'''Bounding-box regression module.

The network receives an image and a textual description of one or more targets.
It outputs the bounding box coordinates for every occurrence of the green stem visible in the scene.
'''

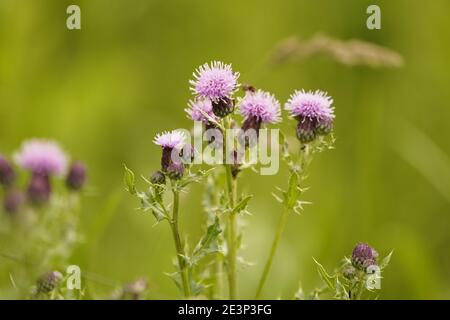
[255,206,290,299]
[170,188,190,298]
[225,164,238,299]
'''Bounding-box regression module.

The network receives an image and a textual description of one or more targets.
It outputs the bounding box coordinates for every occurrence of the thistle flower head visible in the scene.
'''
[0,155,15,186]
[36,271,63,294]
[285,90,334,122]
[239,89,281,124]
[153,131,186,150]
[351,242,379,271]
[14,139,68,176]
[185,99,217,124]
[190,61,239,101]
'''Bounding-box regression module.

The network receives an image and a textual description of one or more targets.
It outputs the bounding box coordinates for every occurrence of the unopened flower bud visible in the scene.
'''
[150,170,166,185]
[66,162,87,191]
[3,190,24,214]
[0,156,15,186]
[342,265,356,280]
[212,97,234,118]
[27,174,51,204]
[37,271,63,293]
[167,162,185,180]
[316,118,333,136]
[351,243,379,271]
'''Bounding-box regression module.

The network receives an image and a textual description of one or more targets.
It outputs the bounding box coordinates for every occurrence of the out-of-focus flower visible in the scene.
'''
[0,155,15,186]
[36,271,63,294]
[14,139,68,176]
[3,190,24,214]
[66,162,87,191]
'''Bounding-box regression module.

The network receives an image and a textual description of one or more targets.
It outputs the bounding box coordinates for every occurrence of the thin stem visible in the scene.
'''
[225,164,238,299]
[170,188,190,298]
[255,206,290,299]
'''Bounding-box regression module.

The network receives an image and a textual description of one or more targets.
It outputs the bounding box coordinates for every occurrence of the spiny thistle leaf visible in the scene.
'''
[379,250,394,270]
[192,217,222,264]
[123,164,136,195]
[313,258,336,291]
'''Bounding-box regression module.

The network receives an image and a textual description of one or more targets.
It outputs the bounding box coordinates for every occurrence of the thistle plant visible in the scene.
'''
[302,243,393,300]
[124,60,390,300]
[0,139,87,299]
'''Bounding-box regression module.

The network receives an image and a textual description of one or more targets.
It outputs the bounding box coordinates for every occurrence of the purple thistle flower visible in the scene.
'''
[14,139,68,176]
[285,90,335,143]
[185,99,218,124]
[351,243,379,271]
[153,131,186,171]
[66,162,87,191]
[239,89,281,124]
[285,90,334,121]
[0,155,15,186]
[190,61,239,102]
[153,131,186,150]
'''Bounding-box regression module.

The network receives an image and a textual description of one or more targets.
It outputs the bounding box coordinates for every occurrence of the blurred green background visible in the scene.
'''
[1,0,450,299]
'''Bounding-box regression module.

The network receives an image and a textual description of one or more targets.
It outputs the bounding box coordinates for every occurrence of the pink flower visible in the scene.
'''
[190,61,239,101]
[239,89,281,124]
[14,139,68,176]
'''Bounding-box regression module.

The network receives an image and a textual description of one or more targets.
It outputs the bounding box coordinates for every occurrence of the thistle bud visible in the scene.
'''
[150,170,166,185]
[0,156,15,186]
[316,118,333,136]
[212,97,234,118]
[36,271,63,293]
[351,243,378,271]
[27,174,51,204]
[3,190,24,214]
[66,162,87,191]
[342,265,356,280]
[167,162,185,180]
